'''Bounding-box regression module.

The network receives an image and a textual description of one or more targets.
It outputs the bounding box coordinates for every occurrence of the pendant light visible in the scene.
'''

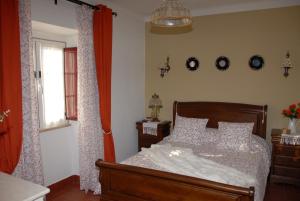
[151,0,192,27]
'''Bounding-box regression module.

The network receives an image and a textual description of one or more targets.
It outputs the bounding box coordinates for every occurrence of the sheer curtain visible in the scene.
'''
[34,40,66,129]
[77,5,103,194]
[41,44,65,128]
[13,0,44,185]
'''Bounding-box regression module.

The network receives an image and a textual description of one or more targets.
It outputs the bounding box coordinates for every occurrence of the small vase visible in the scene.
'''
[288,118,297,134]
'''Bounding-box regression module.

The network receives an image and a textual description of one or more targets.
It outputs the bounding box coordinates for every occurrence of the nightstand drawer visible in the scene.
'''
[274,145,300,157]
[274,155,300,168]
[273,165,300,179]
[140,134,161,148]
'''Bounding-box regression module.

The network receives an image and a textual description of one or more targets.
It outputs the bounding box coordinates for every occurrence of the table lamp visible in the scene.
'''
[148,93,162,121]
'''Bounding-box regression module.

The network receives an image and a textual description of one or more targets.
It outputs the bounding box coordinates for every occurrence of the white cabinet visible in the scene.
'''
[0,172,50,201]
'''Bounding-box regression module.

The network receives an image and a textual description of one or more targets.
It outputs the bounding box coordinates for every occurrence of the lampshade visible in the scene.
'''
[148,93,162,108]
[151,0,192,27]
[148,94,162,121]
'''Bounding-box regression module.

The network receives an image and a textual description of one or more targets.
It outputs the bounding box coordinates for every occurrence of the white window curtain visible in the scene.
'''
[41,43,65,128]
[77,5,103,194]
[33,40,66,129]
[13,0,44,185]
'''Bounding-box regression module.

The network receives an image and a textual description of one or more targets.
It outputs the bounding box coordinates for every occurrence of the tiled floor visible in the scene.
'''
[47,182,99,201]
[47,182,300,201]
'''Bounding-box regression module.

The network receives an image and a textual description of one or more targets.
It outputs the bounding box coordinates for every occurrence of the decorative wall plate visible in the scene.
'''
[186,57,199,71]
[215,56,230,71]
[249,55,264,70]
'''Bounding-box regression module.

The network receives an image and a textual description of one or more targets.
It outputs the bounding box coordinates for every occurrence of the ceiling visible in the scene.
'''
[34,0,299,33]
[98,0,300,17]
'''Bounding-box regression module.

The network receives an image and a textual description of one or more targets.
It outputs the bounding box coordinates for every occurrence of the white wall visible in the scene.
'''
[31,0,145,185]
[39,122,79,186]
[108,3,146,161]
[32,30,77,47]
[31,0,77,29]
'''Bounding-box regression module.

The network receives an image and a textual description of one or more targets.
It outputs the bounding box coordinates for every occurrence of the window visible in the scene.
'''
[33,39,67,130]
[64,48,78,120]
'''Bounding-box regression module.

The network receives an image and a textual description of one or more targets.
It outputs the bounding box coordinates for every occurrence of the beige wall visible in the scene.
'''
[145,6,300,141]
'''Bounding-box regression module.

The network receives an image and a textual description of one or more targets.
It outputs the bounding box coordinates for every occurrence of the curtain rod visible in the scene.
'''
[54,0,118,16]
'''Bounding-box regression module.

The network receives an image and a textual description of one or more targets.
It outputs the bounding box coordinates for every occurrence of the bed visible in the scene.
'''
[96,101,270,201]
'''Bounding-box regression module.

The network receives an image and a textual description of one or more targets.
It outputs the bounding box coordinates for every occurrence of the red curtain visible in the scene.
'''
[64,47,78,120]
[93,5,116,162]
[0,0,23,173]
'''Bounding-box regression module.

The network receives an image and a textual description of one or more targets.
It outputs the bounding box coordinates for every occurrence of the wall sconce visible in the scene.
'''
[159,57,171,78]
[148,93,162,121]
[281,51,293,78]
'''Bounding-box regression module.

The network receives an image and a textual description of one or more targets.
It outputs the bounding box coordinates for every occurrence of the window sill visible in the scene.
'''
[39,122,71,133]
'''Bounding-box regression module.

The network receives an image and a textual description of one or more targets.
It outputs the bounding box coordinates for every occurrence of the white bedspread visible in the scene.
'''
[123,133,271,201]
[140,143,256,187]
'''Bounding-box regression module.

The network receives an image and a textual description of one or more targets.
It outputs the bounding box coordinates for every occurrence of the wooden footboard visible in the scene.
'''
[96,160,254,201]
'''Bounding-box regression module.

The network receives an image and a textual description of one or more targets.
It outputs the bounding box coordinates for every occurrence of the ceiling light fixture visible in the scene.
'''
[151,0,192,27]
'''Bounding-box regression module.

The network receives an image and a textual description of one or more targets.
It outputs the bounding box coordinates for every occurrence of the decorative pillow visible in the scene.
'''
[169,114,208,144]
[217,122,254,152]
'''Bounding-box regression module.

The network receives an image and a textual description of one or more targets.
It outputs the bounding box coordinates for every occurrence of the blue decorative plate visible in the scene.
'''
[249,55,264,70]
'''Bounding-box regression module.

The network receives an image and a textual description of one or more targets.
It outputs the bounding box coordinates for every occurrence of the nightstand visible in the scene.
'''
[136,121,171,151]
[271,128,300,185]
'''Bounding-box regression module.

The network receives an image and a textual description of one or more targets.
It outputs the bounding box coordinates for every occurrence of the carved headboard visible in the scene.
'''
[173,101,268,139]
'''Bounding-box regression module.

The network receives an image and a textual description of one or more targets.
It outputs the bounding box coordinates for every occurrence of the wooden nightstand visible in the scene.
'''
[271,128,300,185]
[136,121,171,151]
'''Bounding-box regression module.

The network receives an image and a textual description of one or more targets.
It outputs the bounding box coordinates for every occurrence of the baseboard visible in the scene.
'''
[47,175,80,198]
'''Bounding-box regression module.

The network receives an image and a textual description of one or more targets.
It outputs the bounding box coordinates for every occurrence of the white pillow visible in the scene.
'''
[169,114,208,144]
[217,122,254,152]
[200,128,219,144]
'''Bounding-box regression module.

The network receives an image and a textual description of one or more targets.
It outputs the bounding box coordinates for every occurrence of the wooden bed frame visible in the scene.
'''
[96,101,268,201]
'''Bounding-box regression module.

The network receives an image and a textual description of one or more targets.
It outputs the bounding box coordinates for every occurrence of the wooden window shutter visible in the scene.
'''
[64,47,78,120]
